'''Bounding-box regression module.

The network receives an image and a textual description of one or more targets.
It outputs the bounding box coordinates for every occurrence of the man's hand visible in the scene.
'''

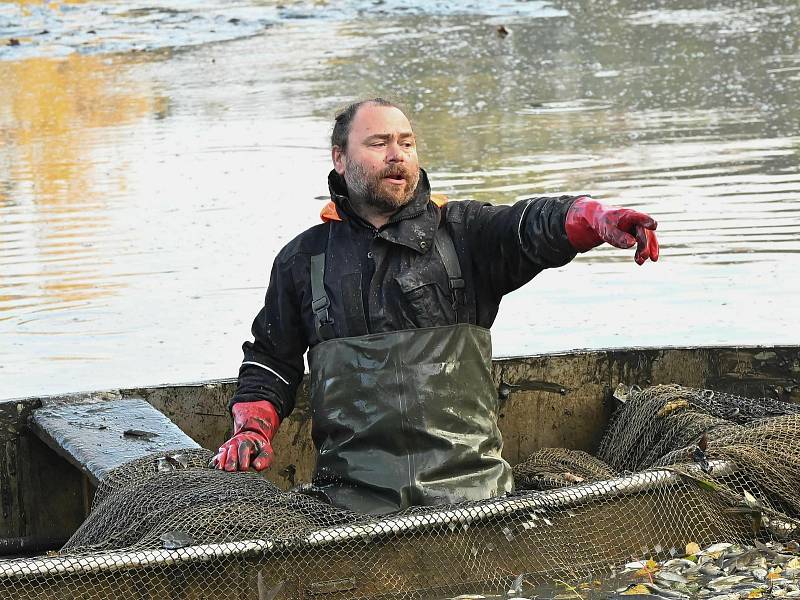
[212,400,280,472]
[566,197,659,265]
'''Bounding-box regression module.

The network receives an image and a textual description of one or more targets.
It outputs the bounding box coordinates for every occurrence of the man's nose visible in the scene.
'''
[386,141,405,163]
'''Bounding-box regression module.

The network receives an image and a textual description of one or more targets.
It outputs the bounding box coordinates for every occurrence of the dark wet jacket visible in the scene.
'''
[231,169,580,418]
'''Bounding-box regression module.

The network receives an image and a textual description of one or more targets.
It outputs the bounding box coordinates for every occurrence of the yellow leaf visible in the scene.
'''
[767,572,781,581]
[685,542,700,555]
[748,590,763,598]
[646,559,658,571]
[658,399,689,417]
[787,558,800,569]
[623,585,652,595]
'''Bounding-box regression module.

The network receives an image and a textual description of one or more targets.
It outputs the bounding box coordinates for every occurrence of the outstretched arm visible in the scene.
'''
[456,194,659,307]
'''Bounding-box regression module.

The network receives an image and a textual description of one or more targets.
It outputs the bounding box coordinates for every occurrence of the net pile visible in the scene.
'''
[2,384,799,599]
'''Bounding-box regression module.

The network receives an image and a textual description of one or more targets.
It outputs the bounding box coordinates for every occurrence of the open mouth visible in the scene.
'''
[383,172,407,185]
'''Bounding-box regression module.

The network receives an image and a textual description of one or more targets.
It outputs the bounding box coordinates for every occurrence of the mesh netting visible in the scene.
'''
[2,384,799,599]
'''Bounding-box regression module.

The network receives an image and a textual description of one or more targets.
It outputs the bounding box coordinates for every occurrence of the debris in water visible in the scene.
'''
[123,429,157,440]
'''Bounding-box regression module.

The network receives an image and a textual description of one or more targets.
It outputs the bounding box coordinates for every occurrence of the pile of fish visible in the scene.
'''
[444,540,800,600]
[610,540,800,600]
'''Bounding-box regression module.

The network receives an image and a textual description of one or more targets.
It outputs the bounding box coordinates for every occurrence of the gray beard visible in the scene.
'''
[344,159,419,214]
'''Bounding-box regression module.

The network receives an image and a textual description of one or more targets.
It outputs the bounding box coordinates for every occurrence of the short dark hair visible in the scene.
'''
[331,98,401,151]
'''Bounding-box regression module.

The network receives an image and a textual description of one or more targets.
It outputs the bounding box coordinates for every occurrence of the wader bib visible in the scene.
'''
[307,226,513,515]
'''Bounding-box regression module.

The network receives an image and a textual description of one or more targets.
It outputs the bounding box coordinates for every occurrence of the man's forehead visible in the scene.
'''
[350,104,414,138]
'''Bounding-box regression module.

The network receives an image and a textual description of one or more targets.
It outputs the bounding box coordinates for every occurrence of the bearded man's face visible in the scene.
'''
[333,103,421,213]
[343,151,420,212]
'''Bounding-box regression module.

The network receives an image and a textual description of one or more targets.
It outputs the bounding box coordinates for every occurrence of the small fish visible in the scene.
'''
[123,429,157,440]
[703,543,733,555]
[256,574,284,600]
[663,558,696,571]
[165,453,189,469]
[655,571,689,584]
[641,583,689,599]
[160,530,193,550]
[507,573,524,595]
[708,575,748,590]
[699,563,723,577]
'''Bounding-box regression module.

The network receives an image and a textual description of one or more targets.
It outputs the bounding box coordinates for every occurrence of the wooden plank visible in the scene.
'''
[29,398,201,485]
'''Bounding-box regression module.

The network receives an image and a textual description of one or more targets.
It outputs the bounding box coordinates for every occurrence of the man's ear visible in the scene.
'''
[332,146,345,175]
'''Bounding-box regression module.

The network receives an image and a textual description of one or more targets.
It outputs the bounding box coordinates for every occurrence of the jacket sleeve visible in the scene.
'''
[229,250,307,419]
[457,195,581,299]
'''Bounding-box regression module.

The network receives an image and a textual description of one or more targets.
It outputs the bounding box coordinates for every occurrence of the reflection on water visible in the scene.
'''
[0,0,798,398]
[1,52,158,321]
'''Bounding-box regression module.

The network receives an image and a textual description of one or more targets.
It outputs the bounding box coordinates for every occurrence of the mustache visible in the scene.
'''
[380,166,410,179]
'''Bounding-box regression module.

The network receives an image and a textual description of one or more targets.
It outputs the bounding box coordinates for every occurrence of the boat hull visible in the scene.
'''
[1,345,798,554]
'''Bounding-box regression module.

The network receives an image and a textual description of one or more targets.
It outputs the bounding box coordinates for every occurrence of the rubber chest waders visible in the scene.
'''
[307,226,513,514]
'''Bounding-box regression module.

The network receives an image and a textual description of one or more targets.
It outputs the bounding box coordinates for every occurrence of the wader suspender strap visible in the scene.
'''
[434,227,468,323]
[310,253,336,341]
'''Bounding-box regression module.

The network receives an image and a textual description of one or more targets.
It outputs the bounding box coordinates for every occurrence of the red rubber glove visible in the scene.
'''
[212,400,280,472]
[566,197,659,265]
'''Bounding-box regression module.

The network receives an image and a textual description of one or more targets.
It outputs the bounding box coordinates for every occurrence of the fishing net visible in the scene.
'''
[2,384,799,599]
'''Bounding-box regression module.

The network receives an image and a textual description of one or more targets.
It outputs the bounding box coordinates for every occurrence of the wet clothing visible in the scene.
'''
[232,169,580,418]
[308,323,513,514]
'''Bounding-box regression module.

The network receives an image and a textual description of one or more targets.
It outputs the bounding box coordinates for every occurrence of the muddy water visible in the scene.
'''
[1,0,798,399]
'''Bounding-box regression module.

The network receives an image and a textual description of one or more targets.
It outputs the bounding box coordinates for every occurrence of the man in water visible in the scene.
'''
[212,98,658,514]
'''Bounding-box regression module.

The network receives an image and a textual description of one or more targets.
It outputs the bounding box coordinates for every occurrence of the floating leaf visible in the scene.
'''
[622,584,651,595]
[685,542,701,556]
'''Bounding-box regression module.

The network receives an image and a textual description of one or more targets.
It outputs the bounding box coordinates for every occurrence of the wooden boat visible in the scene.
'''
[1,344,798,557]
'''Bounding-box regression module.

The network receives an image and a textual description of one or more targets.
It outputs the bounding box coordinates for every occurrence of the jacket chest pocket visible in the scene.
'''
[394,266,455,328]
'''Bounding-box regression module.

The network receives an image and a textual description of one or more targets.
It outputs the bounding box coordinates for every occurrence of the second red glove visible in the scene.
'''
[212,400,280,472]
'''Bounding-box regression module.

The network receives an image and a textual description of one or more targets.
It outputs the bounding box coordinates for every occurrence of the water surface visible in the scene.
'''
[1,0,798,399]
